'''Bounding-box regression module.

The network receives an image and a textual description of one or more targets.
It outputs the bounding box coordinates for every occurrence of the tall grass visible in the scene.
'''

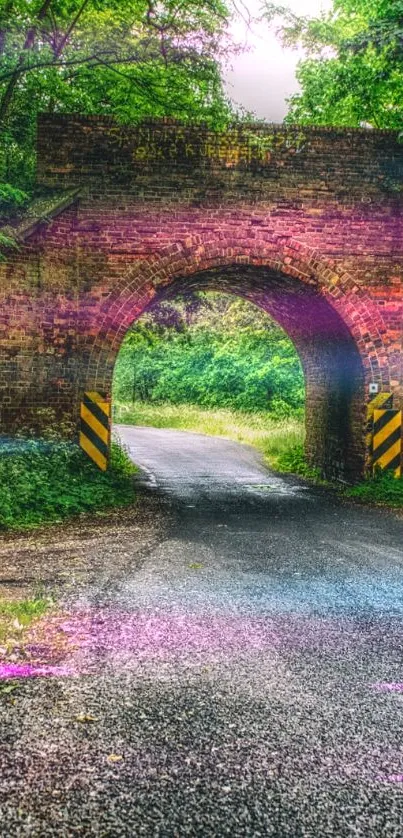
[114,401,305,468]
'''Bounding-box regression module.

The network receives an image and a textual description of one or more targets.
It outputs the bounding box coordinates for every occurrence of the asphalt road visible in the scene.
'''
[1,425,403,837]
[116,424,309,498]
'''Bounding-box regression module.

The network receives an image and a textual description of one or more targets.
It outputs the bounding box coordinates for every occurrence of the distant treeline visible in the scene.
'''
[113,293,305,418]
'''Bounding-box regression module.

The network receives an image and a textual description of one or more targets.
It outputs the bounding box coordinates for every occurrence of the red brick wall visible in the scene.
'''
[1,114,403,481]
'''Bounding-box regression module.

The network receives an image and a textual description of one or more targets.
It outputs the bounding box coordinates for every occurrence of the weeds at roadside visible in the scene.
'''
[0,437,138,530]
[275,442,322,480]
[115,401,305,469]
[345,469,403,508]
[0,594,53,668]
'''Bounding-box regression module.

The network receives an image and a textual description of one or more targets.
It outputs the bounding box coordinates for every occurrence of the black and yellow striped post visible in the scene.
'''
[79,391,111,471]
[373,409,402,478]
[365,392,393,469]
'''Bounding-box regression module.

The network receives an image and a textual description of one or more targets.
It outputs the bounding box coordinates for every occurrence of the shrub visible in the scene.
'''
[0,438,137,529]
[276,443,321,479]
[113,294,305,418]
[0,183,28,217]
[346,469,403,507]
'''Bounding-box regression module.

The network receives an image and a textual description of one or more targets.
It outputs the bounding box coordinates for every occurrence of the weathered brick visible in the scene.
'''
[1,115,403,480]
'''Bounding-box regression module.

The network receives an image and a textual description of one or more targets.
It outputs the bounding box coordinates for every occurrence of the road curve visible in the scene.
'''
[114,423,308,499]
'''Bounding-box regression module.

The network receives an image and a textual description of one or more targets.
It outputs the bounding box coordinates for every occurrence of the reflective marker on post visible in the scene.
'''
[79,391,111,471]
[373,409,402,478]
[366,392,393,463]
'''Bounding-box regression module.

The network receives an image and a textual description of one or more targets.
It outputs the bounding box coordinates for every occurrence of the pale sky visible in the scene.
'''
[224,0,332,122]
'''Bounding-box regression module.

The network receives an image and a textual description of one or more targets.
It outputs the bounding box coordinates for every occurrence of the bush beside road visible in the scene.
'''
[0,438,138,530]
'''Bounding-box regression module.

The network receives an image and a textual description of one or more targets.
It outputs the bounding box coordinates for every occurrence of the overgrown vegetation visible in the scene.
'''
[275,442,321,480]
[345,469,403,507]
[114,293,305,419]
[0,437,138,529]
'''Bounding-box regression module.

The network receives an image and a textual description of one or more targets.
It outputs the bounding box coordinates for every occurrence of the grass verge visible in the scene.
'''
[115,402,403,506]
[115,401,305,471]
[0,437,138,530]
[344,470,403,508]
[0,596,51,642]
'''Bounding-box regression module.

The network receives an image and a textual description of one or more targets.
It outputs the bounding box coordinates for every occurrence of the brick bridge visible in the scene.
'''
[1,114,403,481]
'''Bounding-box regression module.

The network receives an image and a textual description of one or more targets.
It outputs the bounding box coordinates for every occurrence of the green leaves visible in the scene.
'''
[276,442,321,479]
[264,0,403,130]
[0,181,27,210]
[114,293,305,417]
[0,439,137,529]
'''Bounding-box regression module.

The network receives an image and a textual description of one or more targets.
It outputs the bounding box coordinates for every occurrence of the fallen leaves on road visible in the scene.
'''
[75,713,98,723]
[0,681,17,695]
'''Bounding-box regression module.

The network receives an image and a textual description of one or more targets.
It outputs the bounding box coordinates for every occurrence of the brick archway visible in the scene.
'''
[85,239,390,481]
[1,115,402,482]
[90,238,389,378]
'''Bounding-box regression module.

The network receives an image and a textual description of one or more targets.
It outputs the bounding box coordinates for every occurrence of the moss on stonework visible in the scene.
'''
[0,188,80,255]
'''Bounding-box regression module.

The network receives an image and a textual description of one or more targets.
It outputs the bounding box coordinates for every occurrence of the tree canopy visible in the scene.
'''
[114,293,305,416]
[264,0,403,131]
[0,0,245,192]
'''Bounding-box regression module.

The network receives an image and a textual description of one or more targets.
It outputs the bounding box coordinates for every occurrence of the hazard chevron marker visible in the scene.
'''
[366,392,393,462]
[79,391,111,471]
[373,409,402,478]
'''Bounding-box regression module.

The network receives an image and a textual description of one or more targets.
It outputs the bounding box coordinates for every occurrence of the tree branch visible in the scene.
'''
[0,0,53,124]
[53,0,91,59]
[0,50,167,83]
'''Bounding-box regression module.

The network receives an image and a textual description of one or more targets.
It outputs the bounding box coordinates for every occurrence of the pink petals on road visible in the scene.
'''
[371,682,403,692]
[0,663,76,679]
[0,610,281,679]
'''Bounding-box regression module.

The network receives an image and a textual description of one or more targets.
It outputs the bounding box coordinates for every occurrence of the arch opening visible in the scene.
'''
[106,264,366,483]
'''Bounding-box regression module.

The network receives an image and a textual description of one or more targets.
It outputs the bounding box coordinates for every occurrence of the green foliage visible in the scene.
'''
[0,0,241,191]
[0,229,19,259]
[264,0,403,131]
[0,594,52,650]
[113,293,305,419]
[0,437,138,529]
[0,181,28,258]
[276,442,321,479]
[0,596,51,626]
[0,181,28,216]
[346,468,403,506]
